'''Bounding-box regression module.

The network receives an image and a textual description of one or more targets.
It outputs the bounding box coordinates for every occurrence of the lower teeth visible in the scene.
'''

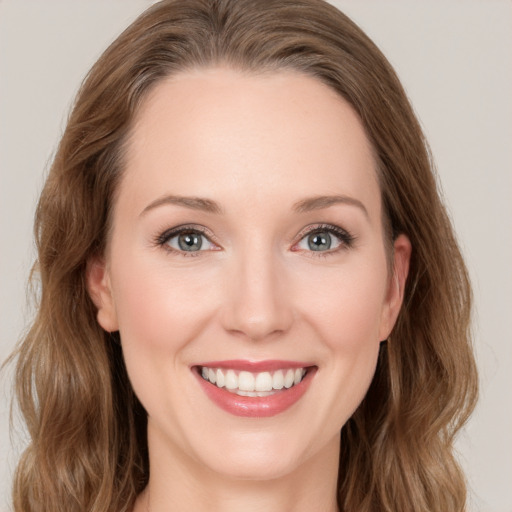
[227,389,279,397]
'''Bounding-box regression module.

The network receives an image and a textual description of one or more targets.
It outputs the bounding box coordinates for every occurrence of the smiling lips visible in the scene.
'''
[194,360,316,417]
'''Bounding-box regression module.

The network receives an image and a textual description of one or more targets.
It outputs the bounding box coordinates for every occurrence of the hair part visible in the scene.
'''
[10,1,477,511]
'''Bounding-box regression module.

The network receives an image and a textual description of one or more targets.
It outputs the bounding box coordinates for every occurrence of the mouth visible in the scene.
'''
[198,366,308,397]
[192,361,317,417]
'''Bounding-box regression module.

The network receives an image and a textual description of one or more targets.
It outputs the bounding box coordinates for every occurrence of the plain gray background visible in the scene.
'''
[1,1,511,511]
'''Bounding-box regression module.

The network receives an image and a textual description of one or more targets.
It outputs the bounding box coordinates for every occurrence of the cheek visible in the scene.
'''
[283,257,388,436]
[109,252,222,366]
[108,252,226,433]
[296,258,389,348]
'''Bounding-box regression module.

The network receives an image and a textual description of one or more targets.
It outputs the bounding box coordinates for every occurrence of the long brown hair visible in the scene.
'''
[10,1,478,510]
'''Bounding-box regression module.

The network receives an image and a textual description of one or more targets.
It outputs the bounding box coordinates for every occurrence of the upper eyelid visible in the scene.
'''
[295,223,352,239]
[157,224,217,243]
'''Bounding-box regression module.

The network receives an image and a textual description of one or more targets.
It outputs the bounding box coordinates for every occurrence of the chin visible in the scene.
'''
[187,427,315,482]
[203,452,302,482]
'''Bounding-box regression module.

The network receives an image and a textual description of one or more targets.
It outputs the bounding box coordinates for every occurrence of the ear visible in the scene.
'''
[86,256,119,332]
[379,234,411,340]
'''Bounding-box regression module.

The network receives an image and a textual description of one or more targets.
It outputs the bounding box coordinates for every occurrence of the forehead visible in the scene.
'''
[120,67,380,217]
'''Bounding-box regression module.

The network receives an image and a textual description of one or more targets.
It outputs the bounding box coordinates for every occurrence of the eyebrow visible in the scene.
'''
[140,195,223,216]
[140,193,368,218]
[292,194,369,218]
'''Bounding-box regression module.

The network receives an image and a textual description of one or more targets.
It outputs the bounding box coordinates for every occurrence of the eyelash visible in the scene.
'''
[154,224,217,257]
[293,224,356,255]
[154,223,356,257]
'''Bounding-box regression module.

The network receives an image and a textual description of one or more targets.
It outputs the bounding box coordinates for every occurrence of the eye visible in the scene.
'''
[156,226,217,254]
[297,231,341,252]
[294,225,354,253]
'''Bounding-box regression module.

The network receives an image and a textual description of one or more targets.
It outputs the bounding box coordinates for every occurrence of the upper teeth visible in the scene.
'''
[200,367,307,396]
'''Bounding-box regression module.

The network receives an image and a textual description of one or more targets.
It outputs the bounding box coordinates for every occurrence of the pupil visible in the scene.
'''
[178,233,202,251]
[308,232,331,251]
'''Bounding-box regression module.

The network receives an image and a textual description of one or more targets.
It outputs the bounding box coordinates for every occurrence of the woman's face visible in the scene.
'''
[89,68,409,480]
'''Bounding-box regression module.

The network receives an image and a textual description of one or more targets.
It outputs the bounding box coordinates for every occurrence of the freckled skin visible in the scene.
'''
[89,67,410,512]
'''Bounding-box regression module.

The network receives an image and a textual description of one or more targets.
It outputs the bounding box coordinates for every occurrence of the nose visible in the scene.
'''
[220,246,294,342]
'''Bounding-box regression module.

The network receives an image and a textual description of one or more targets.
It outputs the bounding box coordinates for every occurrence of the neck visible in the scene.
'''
[134,427,340,512]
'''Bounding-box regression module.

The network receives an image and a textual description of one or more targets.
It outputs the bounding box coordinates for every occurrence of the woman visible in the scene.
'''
[9,0,478,511]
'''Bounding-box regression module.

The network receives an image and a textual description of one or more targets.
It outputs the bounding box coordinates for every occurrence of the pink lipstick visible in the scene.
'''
[192,360,316,417]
